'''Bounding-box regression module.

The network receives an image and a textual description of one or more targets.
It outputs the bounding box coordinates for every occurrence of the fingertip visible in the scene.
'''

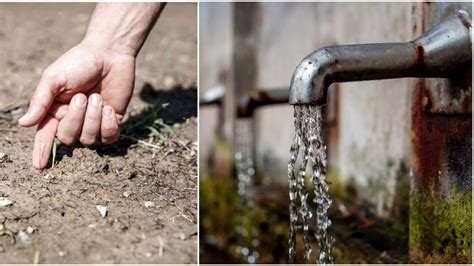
[18,112,30,126]
[89,93,102,107]
[32,155,43,170]
[101,106,119,144]
[73,93,87,108]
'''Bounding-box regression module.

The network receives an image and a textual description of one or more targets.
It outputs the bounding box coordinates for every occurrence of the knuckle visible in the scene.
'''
[42,68,65,88]
[80,136,96,146]
[57,134,75,145]
[103,124,118,134]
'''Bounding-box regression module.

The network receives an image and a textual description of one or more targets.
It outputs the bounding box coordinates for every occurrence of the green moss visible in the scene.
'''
[199,177,240,248]
[200,177,290,263]
[409,189,472,263]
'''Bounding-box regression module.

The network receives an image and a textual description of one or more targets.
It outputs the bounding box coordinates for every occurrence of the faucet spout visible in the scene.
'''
[289,10,472,105]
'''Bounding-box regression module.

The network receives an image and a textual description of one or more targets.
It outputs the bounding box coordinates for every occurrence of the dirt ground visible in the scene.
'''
[0,3,197,263]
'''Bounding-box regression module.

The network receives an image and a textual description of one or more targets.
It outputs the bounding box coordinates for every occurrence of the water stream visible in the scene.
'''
[288,105,334,264]
[234,118,260,264]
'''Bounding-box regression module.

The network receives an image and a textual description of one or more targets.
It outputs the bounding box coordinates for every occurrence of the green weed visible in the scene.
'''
[121,102,174,145]
[0,224,15,243]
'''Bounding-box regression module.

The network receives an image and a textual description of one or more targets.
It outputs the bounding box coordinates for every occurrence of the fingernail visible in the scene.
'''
[74,95,87,107]
[90,94,101,107]
[18,112,29,124]
[103,107,113,117]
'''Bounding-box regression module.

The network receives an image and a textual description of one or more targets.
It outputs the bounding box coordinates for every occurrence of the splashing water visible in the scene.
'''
[234,118,260,264]
[288,105,334,264]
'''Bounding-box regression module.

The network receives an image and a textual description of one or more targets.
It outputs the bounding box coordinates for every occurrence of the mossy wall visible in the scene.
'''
[410,77,472,263]
[409,189,472,263]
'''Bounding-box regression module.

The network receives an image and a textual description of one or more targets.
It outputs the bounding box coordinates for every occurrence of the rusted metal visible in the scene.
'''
[289,10,472,109]
[236,86,339,130]
[421,3,472,115]
[411,78,472,193]
[237,87,289,117]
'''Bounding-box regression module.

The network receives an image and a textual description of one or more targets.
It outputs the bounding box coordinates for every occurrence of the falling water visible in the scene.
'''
[288,105,334,264]
[234,118,260,264]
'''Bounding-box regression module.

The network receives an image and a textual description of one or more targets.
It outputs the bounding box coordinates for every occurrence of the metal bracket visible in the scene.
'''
[421,3,472,115]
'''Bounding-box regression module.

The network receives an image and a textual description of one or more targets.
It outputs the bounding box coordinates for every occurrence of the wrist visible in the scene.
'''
[82,3,164,57]
[82,33,139,57]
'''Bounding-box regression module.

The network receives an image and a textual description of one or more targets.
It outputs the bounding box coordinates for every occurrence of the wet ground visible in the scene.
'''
[0,3,197,263]
[200,180,408,264]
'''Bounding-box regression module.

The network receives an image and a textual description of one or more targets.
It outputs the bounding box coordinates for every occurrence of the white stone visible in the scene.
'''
[26,226,35,234]
[96,205,107,218]
[143,201,155,208]
[0,197,13,207]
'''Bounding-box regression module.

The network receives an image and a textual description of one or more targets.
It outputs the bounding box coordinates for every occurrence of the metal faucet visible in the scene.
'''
[289,10,472,105]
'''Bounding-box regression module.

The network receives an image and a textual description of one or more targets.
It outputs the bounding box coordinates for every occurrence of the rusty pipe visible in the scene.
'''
[199,85,290,116]
[289,10,472,105]
[237,87,289,117]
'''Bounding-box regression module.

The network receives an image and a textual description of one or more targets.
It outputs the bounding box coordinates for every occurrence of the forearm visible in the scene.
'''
[83,2,165,56]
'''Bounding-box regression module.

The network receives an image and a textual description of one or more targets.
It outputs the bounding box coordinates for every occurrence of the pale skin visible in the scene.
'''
[18,3,166,170]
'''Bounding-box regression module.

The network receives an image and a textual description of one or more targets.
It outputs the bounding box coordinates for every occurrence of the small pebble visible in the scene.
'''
[174,232,186,240]
[0,152,7,163]
[143,201,155,208]
[0,197,13,207]
[96,205,107,218]
[26,226,35,234]
[158,236,165,257]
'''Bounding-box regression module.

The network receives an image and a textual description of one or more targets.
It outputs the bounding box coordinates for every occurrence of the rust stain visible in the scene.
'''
[412,79,442,190]
[414,44,425,73]
[237,88,290,117]
[411,78,472,192]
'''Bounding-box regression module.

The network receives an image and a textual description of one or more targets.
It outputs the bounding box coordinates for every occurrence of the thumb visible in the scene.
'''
[18,75,58,127]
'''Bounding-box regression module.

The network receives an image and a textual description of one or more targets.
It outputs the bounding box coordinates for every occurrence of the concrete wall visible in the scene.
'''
[199,2,232,178]
[200,2,415,218]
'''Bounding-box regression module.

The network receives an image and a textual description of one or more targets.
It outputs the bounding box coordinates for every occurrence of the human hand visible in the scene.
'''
[18,41,135,169]
[18,3,163,170]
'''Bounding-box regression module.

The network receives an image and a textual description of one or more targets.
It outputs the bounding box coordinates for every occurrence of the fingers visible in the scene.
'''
[19,74,60,127]
[56,94,87,145]
[48,103,68,120]
[79,94,102,145]
[101,105,120,144]
[32,115,59,170]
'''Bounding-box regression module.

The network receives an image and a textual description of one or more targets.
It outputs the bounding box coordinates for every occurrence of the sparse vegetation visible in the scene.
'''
[121,102,174,145]
[51,140,57,168]
[0,224,15,244]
